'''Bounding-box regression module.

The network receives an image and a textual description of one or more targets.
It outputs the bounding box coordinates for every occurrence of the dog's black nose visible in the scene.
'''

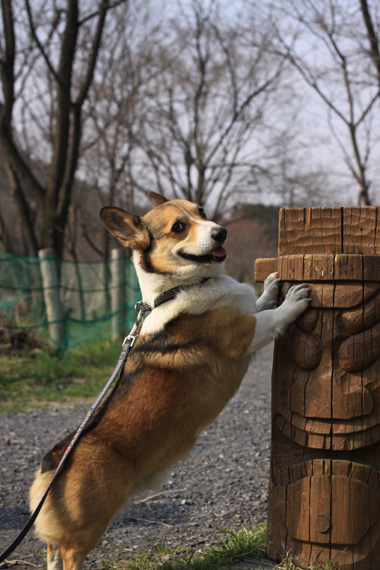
[211,226,227,243]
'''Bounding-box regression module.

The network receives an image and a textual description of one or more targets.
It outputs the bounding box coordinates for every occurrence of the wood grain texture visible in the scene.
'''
[277,206,380,256]
[343,207,380,254]
[278,207,343,256]
[276,254,380,281]
[254,258,278,282]
[265,207,380,570]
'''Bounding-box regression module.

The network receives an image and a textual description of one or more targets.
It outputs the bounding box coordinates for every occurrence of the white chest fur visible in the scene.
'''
[140,275,258,335]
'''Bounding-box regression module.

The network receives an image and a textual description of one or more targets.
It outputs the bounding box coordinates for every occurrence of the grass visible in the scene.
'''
[97,525,339,570]
[277,553,340,570]
[0,338,124,413]
[99,525,268,570]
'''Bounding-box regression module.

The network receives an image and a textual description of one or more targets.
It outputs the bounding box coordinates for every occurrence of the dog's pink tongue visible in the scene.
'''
[212,246,226,257]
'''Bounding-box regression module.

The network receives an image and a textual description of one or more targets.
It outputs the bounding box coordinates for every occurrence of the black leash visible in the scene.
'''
[0,279,208,564]
[0,304,150,565]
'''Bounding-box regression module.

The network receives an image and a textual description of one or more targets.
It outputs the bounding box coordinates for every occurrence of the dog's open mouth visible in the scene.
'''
[179,246,227,264]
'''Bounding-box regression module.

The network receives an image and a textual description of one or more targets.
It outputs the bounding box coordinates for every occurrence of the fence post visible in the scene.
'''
[38,248,66,349]
[126,257,140,328]
[255,206,380,570]
[110,248,126,340]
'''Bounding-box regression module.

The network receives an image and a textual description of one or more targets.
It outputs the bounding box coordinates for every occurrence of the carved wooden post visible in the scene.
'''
[255,207,380,570]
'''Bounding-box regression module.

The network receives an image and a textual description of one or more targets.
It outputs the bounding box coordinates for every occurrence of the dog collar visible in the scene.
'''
[135,278,209,316]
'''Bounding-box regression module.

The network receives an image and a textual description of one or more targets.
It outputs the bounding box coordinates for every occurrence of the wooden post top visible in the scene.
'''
[255,206,380,282]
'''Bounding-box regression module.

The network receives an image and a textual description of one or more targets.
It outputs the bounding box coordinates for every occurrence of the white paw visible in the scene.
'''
[264,272,279,297]
[257,272,279,310]
[280,283,311,326]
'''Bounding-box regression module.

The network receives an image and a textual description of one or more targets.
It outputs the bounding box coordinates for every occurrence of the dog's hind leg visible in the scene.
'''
[47,543,63,570]
[59,546,87,570]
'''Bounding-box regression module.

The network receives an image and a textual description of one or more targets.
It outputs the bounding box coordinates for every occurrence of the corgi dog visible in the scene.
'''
[30,192,310,570]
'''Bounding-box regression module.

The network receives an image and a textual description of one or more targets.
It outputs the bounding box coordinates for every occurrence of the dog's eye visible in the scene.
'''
[172,222,186,233]
[198,208,207,220]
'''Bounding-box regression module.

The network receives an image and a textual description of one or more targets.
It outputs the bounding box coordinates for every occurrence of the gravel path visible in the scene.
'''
[0,343,274,569]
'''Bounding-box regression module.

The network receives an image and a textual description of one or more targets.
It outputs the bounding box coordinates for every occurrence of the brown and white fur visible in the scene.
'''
[30,192,310,570]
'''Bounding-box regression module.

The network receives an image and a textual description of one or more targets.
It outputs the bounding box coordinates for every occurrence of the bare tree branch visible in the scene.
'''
[271,0,380,205]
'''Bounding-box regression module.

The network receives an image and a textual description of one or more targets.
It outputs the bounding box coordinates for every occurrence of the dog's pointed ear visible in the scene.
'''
[100,207,150,250]
[149,191,168,207]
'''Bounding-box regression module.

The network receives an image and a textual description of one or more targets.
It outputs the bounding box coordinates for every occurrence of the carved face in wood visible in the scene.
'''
[274,282,380,451]
[268,281,380,568]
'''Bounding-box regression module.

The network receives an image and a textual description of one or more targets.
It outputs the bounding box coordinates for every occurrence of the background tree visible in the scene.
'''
[360,0,380,94]
[77,2,164,258]
[1,0,360,261]
[270,0,380,205]
[72,0,307,260]
[129,0,292,220]
[0,0,126,257]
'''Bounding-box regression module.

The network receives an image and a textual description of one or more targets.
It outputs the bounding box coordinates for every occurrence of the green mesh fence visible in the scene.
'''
[0,250,141,353]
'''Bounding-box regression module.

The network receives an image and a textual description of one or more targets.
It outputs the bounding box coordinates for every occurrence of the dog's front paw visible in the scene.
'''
[257,272,280,310]
[280,283,311,326]
[264,272,279,299]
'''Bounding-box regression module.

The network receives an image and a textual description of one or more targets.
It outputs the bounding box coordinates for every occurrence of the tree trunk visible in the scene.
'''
[0,0,121,258]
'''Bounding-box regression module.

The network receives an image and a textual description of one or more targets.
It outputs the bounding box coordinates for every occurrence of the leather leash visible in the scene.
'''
[0,304,150,565]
